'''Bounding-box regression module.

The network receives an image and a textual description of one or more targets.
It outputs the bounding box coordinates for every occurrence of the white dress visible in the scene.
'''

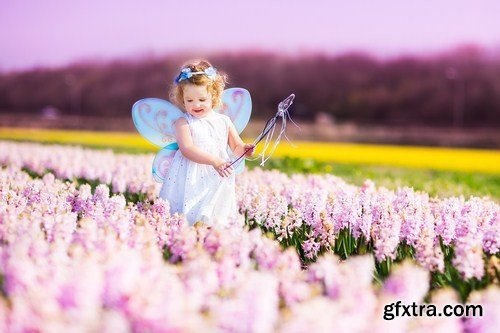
[159,111,237,227]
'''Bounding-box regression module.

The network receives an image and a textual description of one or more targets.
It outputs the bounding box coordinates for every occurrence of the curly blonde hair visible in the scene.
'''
[169,59,227,110]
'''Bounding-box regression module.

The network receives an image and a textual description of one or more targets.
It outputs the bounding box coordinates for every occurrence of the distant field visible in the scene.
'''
[1,127,499,174]
[1,113,499,148]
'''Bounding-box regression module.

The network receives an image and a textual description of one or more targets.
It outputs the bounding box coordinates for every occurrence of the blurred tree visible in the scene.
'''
[0,48,499,128]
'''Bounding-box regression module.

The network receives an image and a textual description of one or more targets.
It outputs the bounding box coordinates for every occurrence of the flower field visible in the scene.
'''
[0,140,499,332]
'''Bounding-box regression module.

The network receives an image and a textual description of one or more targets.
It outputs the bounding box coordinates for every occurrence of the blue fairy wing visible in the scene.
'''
[152,143,178,182]
[217,88,252,134]
[132,98,183,147]
[218,88,251,174]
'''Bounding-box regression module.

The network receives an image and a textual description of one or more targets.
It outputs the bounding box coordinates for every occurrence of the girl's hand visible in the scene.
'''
[212,158,233,177]
[243,144,255,157]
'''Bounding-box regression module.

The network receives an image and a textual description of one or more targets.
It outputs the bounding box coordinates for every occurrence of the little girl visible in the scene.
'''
[159,60,255,227]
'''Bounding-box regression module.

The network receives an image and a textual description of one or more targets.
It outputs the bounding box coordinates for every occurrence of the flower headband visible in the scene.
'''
[174,66,217,84]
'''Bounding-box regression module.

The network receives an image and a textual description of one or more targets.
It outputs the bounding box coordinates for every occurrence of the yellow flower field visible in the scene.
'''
[1,127,499,174]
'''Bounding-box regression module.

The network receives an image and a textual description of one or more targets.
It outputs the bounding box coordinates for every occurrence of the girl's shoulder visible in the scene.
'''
[174,116,188,125]
[174,115,189,131]
[215,112,232,125]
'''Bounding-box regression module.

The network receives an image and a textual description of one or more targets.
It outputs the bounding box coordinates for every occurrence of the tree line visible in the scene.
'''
[1,47,499,127]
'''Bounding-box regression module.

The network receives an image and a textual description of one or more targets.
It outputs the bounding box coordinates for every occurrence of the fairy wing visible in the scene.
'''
[152,144,178,182]
[132,97,182,181]
[217,88,252,173]
[217,88,252,134]
[131,98,183,147]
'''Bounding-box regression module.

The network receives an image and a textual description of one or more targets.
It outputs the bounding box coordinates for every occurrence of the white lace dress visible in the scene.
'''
[159,111,237,227]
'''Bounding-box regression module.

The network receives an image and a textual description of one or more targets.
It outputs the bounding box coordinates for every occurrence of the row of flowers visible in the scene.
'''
[0,165,497,332]
[1,141,499,294]
[0,141,159,198]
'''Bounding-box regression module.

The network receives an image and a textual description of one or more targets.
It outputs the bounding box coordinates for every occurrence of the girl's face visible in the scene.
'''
[182,84,213,118]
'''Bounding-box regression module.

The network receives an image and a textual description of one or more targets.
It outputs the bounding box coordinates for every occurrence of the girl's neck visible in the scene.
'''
[188,110,215,119]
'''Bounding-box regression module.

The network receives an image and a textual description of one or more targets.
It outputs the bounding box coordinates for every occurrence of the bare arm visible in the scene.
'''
[228,121,255,157]
[175,118,233,177]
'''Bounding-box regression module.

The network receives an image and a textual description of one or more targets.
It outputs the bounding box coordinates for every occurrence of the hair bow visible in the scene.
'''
[174,66,217,84]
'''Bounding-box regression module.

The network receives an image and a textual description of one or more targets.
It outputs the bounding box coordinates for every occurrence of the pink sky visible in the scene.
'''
[1,0,499,71]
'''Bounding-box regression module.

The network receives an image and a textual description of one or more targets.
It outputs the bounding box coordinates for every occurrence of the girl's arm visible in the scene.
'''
[175,118,233,177]
[228,121,255,157]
